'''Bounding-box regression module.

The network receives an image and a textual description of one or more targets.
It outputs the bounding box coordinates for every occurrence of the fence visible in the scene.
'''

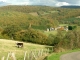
[1,48,53,60]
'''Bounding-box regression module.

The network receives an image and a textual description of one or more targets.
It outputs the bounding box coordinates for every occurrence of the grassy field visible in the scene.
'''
[44,31,57,36]
[59,24,68,26]
[47,49,80,60]
[29,12,39,16]
[0,39,52,60]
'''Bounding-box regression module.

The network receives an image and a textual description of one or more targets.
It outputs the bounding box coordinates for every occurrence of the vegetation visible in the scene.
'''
[0,5,80,29]
[47,49,80,60]
[0,5,80,60]
[0,39,52,60]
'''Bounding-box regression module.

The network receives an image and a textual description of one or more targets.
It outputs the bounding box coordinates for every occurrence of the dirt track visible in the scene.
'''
[60,51,80,60]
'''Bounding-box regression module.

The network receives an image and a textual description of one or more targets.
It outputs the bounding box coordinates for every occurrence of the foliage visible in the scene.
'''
[14,28,48,45]
[0,5,80,30]
[2,25,21,39]
[47,34,55,45]
[52,29,80,52]
[0,5,80,51]
[68,25,77,30]
[60,17,80,25]
[47,49,80,60]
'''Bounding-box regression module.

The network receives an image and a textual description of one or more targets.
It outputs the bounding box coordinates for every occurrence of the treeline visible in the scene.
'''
[60,17,80,26]
[61,6,80,8]
[1,25,49,45]
[44,8,80,23]
[0,5,55,13]
[1,25,80,51]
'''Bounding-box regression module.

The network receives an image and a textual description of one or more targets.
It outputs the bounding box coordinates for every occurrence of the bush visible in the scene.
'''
[68,26,77,30]
[2,25,21,39]
[14,28,48,45]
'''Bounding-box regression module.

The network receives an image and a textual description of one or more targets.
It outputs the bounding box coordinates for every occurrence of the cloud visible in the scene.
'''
[77,0,80,5]
[10,2,31,5]
[0,1,8,6]
[4,0,57,6]
[57,0,80,5]
[56,2,70,6]
[28,0,56,6]
[0,0,6,2]
[2,0,33,5]
[0,0,80,6]
[7,0,56,6]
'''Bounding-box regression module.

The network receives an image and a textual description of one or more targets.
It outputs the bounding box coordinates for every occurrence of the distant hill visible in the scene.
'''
[0,5,60,30]
[0,5,80,30]
[61,5,80,8]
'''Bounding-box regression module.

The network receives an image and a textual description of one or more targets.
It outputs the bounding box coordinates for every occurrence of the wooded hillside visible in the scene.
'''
[0,5,80,48]
[0,5,80,29]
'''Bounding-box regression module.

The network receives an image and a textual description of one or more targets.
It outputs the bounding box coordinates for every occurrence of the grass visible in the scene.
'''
[0,39,52,60]
[59,24,68,26]
[49,11,58,13]
[47,49,80,60]
[44,31,57,36]
[29,12,39,16]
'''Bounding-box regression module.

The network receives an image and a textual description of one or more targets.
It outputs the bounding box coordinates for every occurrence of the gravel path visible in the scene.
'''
[60,51,80,60]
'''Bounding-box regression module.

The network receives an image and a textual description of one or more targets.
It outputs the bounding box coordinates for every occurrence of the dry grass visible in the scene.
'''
[0,39,51,60]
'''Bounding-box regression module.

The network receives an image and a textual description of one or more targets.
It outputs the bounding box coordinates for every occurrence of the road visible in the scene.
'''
[60,51,80,60]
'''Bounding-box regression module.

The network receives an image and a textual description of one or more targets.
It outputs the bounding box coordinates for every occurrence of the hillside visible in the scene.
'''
[0,5,80,30]
[61,6,80,8]
[0,5,80,60]
[0,39,52,60]
[0,6,55,29]
[0,6,59,30]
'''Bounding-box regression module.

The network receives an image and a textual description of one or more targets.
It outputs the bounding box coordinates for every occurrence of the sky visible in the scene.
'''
[0,0,80,6]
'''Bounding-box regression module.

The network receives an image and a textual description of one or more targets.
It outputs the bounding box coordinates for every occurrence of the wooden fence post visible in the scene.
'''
[37,50,40,57]
[41,49,43,56]
[1,56,5,60]
[6,52,11,60]
[47,48,50,54]
[11,52,16,60]
[27,53,30,60]
[3,49,50,60]
[32,51,37,60]
[24,51,27,60]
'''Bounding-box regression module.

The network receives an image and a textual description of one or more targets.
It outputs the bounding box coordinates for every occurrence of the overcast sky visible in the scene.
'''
[0,0,80,6]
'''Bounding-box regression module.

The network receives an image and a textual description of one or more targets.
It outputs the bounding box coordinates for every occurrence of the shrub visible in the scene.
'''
[14,28,48,45]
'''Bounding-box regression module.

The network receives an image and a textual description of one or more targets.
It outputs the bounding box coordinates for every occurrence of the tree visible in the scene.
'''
[47,34,55,45]
[14,28,48,45]
[2,25,21,39]
[64,31,76,49]
[53,31,64,46]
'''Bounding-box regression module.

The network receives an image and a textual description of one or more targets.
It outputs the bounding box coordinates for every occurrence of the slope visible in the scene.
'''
[0,39,51,60]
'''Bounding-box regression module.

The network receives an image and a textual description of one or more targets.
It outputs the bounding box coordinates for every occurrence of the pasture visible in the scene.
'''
[44,31,57,36]
[0,39,53,60]
[29,12,39,16]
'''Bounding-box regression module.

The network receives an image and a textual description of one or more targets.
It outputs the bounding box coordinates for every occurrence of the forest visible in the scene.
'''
[0,5,80,52]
